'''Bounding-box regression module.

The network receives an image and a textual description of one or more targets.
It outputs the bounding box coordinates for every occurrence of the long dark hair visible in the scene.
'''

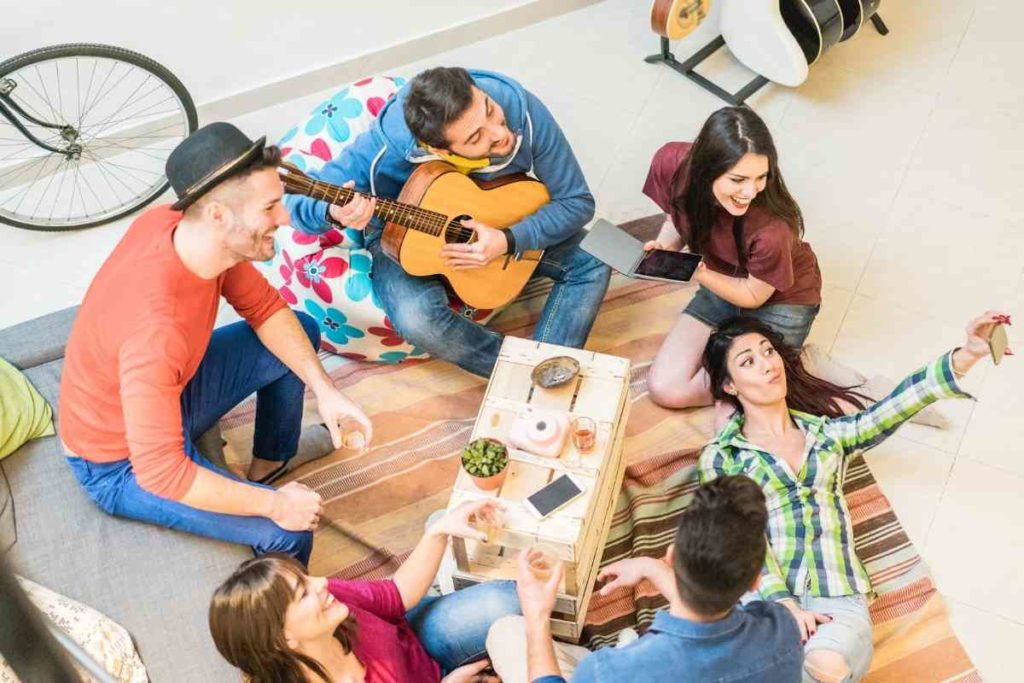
[670,106,803,270]
[703,317,869,419]
[209,554,358,683]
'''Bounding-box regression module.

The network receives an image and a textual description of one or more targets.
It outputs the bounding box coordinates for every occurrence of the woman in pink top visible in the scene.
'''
[209,500,516,682]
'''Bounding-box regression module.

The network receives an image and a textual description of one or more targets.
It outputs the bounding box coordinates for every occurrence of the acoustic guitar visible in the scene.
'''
[649,0,712,40]
[835,0,881,41]
[278,162,550,310]
[780,0,845,65]
[721,1,808,87]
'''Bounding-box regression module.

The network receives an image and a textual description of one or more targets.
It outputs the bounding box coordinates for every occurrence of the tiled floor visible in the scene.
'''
[2,0,1022,678]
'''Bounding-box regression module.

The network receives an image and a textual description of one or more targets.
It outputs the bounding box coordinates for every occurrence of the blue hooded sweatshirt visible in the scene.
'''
[285,70,595,253]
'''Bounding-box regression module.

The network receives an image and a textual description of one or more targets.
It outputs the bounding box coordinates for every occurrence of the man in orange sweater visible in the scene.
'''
[59,123,371,565]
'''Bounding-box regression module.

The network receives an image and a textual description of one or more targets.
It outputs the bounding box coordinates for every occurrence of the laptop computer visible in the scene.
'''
[580,218,701,283]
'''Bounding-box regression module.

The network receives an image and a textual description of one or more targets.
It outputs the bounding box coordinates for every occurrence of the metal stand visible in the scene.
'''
[870,13,890,35]
[644,36,769,106]
[645,13,890,106]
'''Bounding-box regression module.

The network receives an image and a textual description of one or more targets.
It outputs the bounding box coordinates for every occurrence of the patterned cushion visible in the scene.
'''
[0,577,148,683]
[259,76,499,362]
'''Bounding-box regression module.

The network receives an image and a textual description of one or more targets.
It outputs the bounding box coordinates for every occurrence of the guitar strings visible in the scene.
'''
[283,174,482,242]
[289,174,483,242]
[286,175,447,234]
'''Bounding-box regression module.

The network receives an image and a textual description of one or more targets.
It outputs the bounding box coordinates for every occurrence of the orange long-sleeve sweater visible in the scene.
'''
[59,205,286,500]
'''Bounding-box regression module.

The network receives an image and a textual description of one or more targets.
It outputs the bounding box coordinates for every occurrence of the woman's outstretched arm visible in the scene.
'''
[392,500,496,610]
[826,311,1010,454]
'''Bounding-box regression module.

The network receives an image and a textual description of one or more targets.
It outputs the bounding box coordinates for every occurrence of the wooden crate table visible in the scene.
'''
[442,336,631,641]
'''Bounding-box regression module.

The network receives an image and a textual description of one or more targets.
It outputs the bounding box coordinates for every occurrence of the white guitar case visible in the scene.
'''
[721,0,809,87]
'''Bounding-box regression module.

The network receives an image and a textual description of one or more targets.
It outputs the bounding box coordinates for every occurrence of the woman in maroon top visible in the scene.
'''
[642,106,822,410]
[209,500,516,683]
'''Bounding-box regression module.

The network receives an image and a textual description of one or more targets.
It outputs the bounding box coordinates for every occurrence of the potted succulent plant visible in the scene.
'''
[461,438,510,491]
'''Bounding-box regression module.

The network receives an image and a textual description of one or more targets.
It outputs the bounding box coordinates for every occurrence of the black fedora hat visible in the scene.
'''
[166,122,267,211]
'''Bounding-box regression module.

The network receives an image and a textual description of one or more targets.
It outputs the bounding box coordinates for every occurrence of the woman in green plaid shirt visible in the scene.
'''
[697,311,1011,683]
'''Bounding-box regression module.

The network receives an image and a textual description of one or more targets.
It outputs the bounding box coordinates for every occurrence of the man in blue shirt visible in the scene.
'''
[286,67,610,377]
[506,475,804,682]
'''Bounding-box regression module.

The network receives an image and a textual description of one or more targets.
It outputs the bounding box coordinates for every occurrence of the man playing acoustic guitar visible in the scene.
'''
[287,67,610,377]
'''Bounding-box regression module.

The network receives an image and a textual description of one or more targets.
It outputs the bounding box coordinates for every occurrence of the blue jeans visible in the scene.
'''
[367,230,611,377]
[63,312,321,565]
[799,594,873,683]
[406,580,521,673]
[684,286,820,349]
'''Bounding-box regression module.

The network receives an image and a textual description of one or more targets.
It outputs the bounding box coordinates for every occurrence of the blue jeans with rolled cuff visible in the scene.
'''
[64,312,321,566]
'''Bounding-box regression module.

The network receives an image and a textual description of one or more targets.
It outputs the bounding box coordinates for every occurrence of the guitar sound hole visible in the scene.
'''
[445,214,475,244]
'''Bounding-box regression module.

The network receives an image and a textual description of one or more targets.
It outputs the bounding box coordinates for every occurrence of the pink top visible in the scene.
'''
[327,578,441,683]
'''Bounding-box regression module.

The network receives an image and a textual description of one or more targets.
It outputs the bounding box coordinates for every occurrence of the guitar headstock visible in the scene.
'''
[277,162,312,195]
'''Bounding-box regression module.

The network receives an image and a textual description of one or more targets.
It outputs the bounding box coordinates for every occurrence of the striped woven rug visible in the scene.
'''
[221,216,979,681]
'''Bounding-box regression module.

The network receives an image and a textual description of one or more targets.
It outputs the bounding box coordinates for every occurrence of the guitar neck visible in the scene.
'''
[298,177,447,236]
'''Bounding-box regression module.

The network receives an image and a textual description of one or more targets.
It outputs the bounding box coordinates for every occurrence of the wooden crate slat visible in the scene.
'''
[452,570,579,617]
[442,336,631,643]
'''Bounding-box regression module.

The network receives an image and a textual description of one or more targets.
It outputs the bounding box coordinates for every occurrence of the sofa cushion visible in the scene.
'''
[0,357,55,459]
[2,357,250,682]
[1,576,149,683]
[0,307,77,371]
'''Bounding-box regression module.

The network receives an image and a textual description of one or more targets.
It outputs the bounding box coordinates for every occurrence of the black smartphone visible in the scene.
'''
[524,474,585,519]
[634,249,702,283]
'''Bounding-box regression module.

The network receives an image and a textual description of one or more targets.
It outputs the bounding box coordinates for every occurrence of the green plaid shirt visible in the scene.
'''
[698,351,971,602]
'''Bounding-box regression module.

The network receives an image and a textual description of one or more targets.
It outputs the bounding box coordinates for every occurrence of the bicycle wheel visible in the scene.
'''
[0,43,197,231]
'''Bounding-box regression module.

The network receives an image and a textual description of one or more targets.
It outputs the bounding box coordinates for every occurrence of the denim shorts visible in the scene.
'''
[684,286,820,349]
[799,594,874,682]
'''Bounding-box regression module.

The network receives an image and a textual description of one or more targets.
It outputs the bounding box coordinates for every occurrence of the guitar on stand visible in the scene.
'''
[645,0,889,104]
[650,0,711,40]
[278,162,550,310]
[779,0,844,66]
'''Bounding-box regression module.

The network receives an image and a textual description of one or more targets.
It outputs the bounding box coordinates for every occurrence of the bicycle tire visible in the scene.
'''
[0,43,198,231]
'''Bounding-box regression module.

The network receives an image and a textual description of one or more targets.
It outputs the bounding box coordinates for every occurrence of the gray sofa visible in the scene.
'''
[0,306,250,682]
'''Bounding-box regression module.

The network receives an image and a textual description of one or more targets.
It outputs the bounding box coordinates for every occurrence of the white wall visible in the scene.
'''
[7,0,534,105]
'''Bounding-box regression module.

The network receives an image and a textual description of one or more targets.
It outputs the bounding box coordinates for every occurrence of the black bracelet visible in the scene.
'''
[325,208,344,229]
[504,231,517,255]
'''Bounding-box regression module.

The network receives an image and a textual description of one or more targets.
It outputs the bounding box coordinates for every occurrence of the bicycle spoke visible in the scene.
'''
[91,155,163,180]
[76,159,106,216]
[0,153,51,195]
[87,137,176,162]
[84,149,128,208]
[56,60,64,122]
[30,65,65,126]
[67,157,82,218]
[79,73,154,137]
[48,156,71,220]
[85,147,155,196]
[80,62,155,132]
[27,155,67,218]
[81,99,181,137]
[8,88,55,129]
[0,153,55,185]
[0,139,46,152]
[77,59,99,130]
[75,58,82,129]
[77,60,120,127]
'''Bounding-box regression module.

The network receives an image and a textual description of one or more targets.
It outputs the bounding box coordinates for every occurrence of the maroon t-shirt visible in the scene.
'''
[328,578,442,683]
[642,142,821,306]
